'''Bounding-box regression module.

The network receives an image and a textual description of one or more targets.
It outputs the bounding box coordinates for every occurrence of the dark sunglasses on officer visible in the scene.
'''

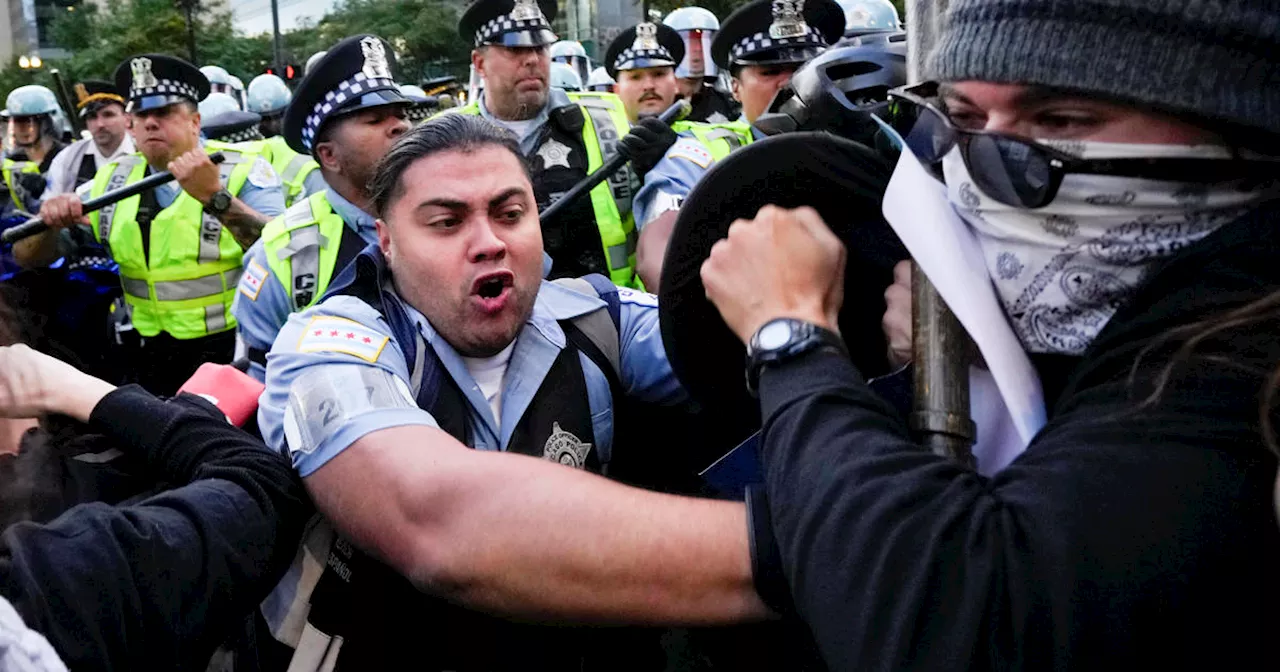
[882,81,1280,209]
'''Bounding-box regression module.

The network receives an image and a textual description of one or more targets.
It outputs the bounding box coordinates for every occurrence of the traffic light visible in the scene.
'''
[285,63,297,81]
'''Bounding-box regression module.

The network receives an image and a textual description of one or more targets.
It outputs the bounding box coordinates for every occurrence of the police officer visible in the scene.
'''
[232,34,411,381]
[44,80,136,197]
[631,0,843,290]
[259,113,767,670]
[836,0,901,42]
[247,73,325,207]
[586,66,615,92]
[549,62,584,91]
[452,0,677,287]
[604,21,685,123]
[663,6,739,123]
[5,86,67,174]
[399,83,437,123]
[549,39,591,83]
[17,54,286,395]
[202,108,266,144]
[200,65,241,108]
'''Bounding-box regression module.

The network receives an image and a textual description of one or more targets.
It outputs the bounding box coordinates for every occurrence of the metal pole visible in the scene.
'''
[904,0,976,465]
[270,0,284,75]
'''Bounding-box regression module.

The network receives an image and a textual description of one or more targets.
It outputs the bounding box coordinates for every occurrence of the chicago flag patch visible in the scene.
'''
[238,260,268,301]
[297,316,391,362]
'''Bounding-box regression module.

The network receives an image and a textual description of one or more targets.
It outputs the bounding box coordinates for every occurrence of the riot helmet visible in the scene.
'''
[247,73,292,117]
[549,62,584,91]
[663,6,720,79]
[200,65,239,104]
[836,0,901,38]
[549,41,591,86]
[586,66,615,92]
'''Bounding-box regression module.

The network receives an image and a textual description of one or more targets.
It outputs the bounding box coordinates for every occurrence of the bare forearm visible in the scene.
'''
[313,428,769,626]
[636,210,678,293]
[11,229,60,268]
[218,198,268,249]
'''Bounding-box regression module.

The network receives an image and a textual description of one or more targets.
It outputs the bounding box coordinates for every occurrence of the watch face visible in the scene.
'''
[757,319,794,351]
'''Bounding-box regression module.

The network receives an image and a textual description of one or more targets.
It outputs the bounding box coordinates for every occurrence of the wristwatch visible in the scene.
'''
[745,318,846,396]
[203,189,233,216]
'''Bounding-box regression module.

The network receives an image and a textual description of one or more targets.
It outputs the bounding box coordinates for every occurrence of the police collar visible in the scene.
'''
[324,186,377,232]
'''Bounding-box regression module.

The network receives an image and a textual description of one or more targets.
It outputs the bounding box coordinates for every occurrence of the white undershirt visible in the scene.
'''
[490,117,538,144]
[460,341,516,425]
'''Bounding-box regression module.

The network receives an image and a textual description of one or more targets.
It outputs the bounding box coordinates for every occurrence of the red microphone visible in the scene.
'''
[177,362,264,427]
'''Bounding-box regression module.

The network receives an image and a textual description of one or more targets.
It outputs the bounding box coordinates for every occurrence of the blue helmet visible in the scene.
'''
[549,62,583,91]
[5,85,60,117]
[247,73,292,116]
[836,0,901,37]
[199,92,242,121]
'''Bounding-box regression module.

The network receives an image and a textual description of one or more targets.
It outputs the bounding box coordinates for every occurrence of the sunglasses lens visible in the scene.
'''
[890,98,953,164]
[963,134,1055,208]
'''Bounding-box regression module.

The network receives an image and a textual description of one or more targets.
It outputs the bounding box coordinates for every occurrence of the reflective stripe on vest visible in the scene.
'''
[260,191,348,312]
[89,145,254,339]
[672,120,755,162]
[281,154,312,184]
[1,159,38,212]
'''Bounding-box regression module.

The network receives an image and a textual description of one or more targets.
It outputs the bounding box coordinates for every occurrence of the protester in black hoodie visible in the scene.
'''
[699,0,1280,669]
[0,342,310,671]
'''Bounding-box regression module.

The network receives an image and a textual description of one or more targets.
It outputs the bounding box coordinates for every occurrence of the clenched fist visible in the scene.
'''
[883,260,913,368]
[700,205,845,345]
[168,148,222,205]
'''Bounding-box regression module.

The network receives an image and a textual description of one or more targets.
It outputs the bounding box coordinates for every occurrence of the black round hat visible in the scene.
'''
[113,54,210,113]
[459,0,559,48]
[711,0,844,70]
[202,109,264,143]
[283,34,409,155]
[74,79,125,117]
[604,22,686,79]
[659,132,908,417]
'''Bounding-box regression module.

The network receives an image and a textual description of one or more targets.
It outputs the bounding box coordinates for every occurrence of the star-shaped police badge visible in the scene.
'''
[360,36,392,80]
[131,57,158,90]
[537,138,573,169]
[543,422,592,469]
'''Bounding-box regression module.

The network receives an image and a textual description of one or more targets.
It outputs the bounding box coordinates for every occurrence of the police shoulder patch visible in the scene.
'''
[667,138,712,168]
[247,157,282,189]
[616,286,658,307]
[297,315,391,362]
[238,259,268,301]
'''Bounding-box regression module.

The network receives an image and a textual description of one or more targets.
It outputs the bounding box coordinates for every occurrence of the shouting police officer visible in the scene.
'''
[452,0,677,288]
[232,35,412,381]
[16,54,286,395]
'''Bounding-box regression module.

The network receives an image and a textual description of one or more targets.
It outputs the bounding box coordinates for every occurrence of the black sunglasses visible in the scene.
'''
[884,81,1279,209]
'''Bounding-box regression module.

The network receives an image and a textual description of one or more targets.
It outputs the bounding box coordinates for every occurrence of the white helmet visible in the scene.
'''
[549,41,590,86]
[549,62,583,91]
[586,66,615,93]
[837,0,901,37]
[663,6,720,79]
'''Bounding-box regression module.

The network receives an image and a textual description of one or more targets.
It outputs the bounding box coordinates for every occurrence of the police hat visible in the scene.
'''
[604,22,686,79]
[113,54,210,113]
[711,0,844,70]
[202,109,264,144]
[460,0,558,48]
[659,132,907,416]
[283,34,409,154]
[73,80,125,117]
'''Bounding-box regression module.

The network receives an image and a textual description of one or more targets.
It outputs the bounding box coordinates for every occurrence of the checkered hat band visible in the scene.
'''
[301,72,397,150]
[614,47,675,72]
[221,127,261,143]
[730,26,825,60]
[475,13,552,46]
[130,78,200,102]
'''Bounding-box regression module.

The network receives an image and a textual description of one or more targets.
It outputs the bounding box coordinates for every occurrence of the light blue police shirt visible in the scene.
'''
[301,169,328,201]
[258,280,685,477]
[233,187,378,381]
[632,124,766,229]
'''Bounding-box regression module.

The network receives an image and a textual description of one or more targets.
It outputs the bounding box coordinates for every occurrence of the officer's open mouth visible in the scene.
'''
[473,271,514,300]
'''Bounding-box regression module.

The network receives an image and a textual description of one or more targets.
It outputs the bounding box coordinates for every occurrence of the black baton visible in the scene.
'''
[2,153,227,244]
[538,99,689,223]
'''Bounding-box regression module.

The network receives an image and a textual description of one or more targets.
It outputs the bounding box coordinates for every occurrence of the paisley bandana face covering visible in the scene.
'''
[942,141,1279,355]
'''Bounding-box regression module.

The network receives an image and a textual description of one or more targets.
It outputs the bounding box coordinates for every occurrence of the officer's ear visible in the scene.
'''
[472,48,486,79]
[730,72,742,103]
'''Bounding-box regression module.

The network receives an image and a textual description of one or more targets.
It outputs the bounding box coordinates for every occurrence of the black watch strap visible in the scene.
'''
[203,189,233,215]
[745,319,845,396]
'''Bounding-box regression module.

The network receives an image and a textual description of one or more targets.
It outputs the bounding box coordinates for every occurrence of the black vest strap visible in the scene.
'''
[75,152,98,188]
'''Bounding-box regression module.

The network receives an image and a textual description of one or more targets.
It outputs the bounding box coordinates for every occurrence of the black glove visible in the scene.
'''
[617,116,678,178]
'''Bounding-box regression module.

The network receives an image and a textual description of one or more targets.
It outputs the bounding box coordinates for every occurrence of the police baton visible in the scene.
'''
[1,153,227,244]
[538,99,689,223]
[49,69,85,137]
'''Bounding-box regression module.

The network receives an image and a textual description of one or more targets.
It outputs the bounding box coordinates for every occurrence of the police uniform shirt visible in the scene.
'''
[233,186,379,381]
[43,134,137,197]
[301,169,328,201]
[258,281,685,477]
[475,88,565,155]
[632,125,765,229]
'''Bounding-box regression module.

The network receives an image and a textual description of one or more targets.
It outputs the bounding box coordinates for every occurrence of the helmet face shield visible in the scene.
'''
[552,54,591,85]
[675,29,718,79]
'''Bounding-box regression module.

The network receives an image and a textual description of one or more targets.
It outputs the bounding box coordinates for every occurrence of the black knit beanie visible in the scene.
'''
[929,0,1280,136]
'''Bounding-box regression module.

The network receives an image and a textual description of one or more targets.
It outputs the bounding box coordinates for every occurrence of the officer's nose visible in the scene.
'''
[469,218,508,263]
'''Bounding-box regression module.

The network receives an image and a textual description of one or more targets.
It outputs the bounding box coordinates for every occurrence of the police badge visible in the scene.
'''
[633,22,660,51]
[769,0,808,39]
[360,36,392,80]
[131,57,158,90]
[509,0,543,22]
[543,422,592,469]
